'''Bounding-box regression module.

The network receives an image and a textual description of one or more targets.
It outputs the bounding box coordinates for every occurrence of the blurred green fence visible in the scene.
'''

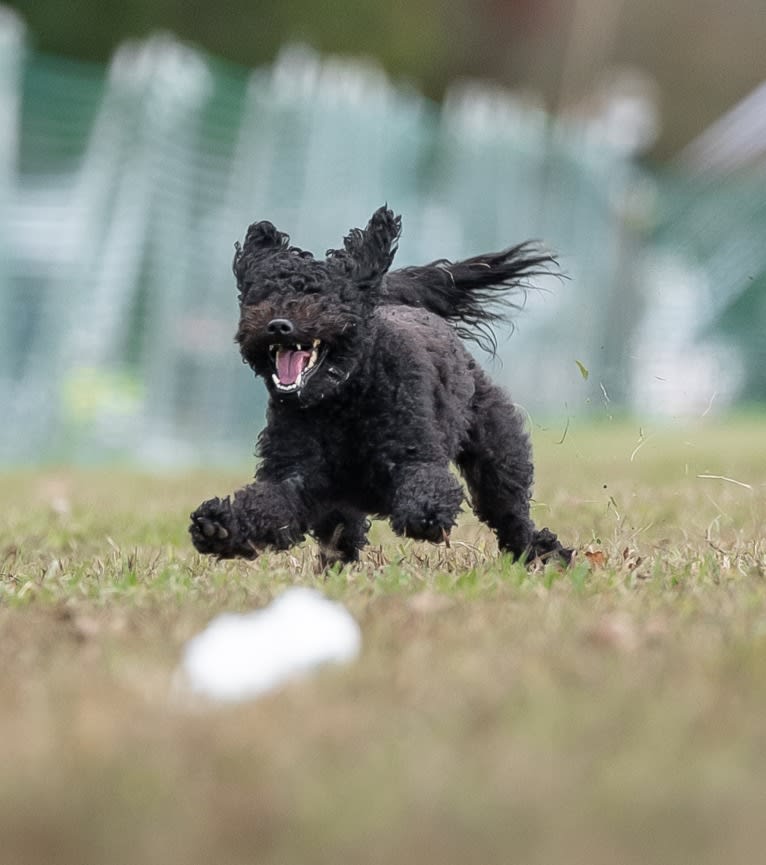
[0,9,759,465]
[652,168,766,404]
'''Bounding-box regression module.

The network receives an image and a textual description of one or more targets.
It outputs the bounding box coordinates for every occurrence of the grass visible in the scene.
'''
[1,416,765,865]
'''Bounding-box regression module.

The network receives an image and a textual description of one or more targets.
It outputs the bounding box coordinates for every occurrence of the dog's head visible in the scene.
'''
[234,206,401,406]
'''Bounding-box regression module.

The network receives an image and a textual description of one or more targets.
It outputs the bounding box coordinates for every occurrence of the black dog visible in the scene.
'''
[190,206,571,567]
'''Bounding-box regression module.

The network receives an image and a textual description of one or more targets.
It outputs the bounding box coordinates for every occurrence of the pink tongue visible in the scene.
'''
[276,349,311,385]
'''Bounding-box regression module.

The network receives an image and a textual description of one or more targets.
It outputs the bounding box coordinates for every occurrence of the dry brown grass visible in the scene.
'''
[1,417,765,865]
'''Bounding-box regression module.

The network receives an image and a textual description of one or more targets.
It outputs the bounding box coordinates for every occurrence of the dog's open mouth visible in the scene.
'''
[269,339,325,392]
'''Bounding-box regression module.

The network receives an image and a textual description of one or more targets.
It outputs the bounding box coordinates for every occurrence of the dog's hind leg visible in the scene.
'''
[457,377,571,564]
[310,507,370,569]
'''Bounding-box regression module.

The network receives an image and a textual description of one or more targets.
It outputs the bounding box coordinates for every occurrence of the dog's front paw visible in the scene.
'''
[392,515,450,543]
[389,466,464,544]
[527,527,573,566]
[189,497,256,559]
[390,504,457,544]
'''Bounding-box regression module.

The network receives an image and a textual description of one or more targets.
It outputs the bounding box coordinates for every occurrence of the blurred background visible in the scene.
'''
[1,0,764,465]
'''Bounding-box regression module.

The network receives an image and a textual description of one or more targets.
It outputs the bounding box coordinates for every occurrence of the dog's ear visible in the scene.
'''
[233,221,291,302]
[239,221,290,260]
[328,205,402,289]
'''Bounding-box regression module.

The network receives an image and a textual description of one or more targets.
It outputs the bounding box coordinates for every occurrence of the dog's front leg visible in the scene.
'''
[389,462,464,543]
[189,478,309,559]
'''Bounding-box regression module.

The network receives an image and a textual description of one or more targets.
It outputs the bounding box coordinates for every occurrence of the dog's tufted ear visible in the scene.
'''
[328,205,402,290]
[233,221,292,302]
[239,221,290,260]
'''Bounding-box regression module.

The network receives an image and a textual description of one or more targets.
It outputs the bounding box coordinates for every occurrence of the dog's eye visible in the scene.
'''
[241,282,268,303]
[291,277,325,295]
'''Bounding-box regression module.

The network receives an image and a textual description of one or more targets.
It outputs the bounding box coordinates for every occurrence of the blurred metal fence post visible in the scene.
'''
[0,8,24,448]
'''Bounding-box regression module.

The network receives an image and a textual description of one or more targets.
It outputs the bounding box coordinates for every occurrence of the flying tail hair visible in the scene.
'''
[382,243,559,355]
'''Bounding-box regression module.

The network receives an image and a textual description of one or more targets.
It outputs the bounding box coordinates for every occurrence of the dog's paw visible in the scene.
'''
[189,497,256,559]
[390,508,455,544]
[527,527,573,566]
[389,465,463,544]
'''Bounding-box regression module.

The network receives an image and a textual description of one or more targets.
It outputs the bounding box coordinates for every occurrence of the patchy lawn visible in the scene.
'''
[1,417,765,865]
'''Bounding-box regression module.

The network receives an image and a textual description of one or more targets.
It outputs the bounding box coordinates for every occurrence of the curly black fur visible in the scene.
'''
[190,206,572,567]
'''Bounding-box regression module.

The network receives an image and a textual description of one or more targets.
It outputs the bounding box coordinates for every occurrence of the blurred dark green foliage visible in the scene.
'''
[12,0,455,98]
[9,0,766,160]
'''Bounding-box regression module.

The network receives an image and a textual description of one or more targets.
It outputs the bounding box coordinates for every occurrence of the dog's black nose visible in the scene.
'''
[266,318,294,336]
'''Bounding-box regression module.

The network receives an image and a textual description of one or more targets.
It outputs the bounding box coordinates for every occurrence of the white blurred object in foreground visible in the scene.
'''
[179,588,362,702]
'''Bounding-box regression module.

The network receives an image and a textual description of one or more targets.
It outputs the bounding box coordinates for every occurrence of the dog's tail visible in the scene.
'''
[382,243,558,354]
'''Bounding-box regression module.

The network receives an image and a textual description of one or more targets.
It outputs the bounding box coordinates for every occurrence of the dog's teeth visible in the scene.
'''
[312,339,320,348]
[272,374,280,387]
[296,343,303,351]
